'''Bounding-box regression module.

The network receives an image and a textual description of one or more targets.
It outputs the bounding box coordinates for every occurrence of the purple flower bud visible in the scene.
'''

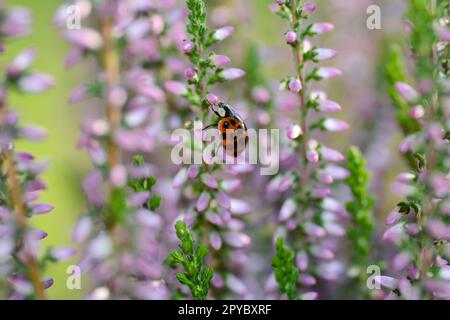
[108,86,128,109]
[164,81,187,95]
[275,0,285,5]
[312,188,331,198]
[196,192,210,212]
[30,203,54,215]
[434,23,450,42]
[285,31,297,44]
[110,165,127,188]
[68,85,88,104]
[210,54,231,66]
[304,222,326,237]
[251,86,270,103]
[181,41,193,53]
[296,251,309,271]
[311,22,334,34]
[409,105,424,119]
[279,198,297,221]
[382,223,405,245]
[287,124,302,139]
[49,247,77,261]
[18,74,54,93]
[202,173,218,189]
[304,2,317,13]
[20,126,47,141]
[395,82,419,102]
[386,208,402,225]
[64,28,103,50]
[319,173,334,184]
[396,172,415,184]
[213,26,234,41]
[298,274,316,286]
[173,167,188,188]
[307,150,319,163]
[221,179,241,192]
[315,48,336,60]
[323,118,350,132]
[317,67,342,79]
[64,48,83,68]
[311,246,334,260]
[392,252,412,271]
[7,48,36,77]
[426,220,447,239]
[42,278,54,290]
[399,135,417,153]
[318,100,342,113]
[184,67,196,80]
[321,146,344,162]
[220,68,245,80]
[209,232,222,251]
[375,276,398,290]
[406,223,420,236]
[187,165,199,178]
[230,199,252,215]
[224,232,251,248]
[206,93,219,106]
[217,191,231,209]
[288,78,302,93]
[2,7,31,38]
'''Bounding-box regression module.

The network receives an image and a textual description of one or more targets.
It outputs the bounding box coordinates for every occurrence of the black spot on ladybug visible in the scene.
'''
[230,119,236,126]
[237,124,243,129]
[222,132,227,140]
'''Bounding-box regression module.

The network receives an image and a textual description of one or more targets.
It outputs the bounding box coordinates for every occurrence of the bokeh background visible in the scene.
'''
[1,0,409,299]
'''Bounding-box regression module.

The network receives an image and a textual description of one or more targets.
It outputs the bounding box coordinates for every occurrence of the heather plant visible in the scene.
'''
[344,146,375,298]
[166,0,251,299]
[0,4,75,300]
[269,0,350,299]
[380,0,450,299]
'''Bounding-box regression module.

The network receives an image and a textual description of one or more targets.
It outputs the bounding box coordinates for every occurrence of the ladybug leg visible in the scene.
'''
[208,105,221,117]
[202,123,218,131]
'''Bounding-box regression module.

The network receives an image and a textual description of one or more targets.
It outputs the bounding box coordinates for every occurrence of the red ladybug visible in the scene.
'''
[204,102,248,157]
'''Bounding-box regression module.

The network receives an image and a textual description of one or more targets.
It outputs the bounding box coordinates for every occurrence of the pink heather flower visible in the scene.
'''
[399,135,417,153]
[318,100,341,113]
[184,67,196,80]
[213,26,234,41]
[187,165,199,178]
[202,173,218,189]
[304,222,326,237]
[299,274,316,286]
[314,48,336,60]
[18,74,54,93]
[64,28,103,50]
[68,85,88,104]
[285,31,297,44]
[434,23,450,42]
[29,203,54,215]
[392,252,412,271]
[209,232,222,251]
[321,146,344,162]
[317,67,342,79]
[300,292,318,300]
[375,276,398,290]
[128,192,150,207]
[49,247,77,261]
[279,198,297,221]
[396,172,415,184]
[323,118,350,132]
[386,208,403,226]
[196,192,210,212]
[230,199,252,215]
[304,2,317,13]
[7,48,36,77]
[224,232,251,248]
[287,124,302,139]
[296,251,309,271]
[206,93,219,106]
[311,22,334,34]
[108,86,128,109]
[164,81,187,95]
[311,246,334,260]
[172,167,188,188]
[319,173,334,184]
[20,126,47,141]
[251,86,270,103]
[181,41,193,53]
[110,165,127,188]
[275,0,285,5]
[307,150,319,163]
[210,54,231,66]
[219,68,245,80]
[406,223,420,236]
[426,220,447,239]
[312,188,331,198]
[409,105,425,119]
[1,7,32,38]
[395,82,419,102]
[64,48,83,68]
[288,78,302,93]
[382,223,405,245]
[217,191,231,209]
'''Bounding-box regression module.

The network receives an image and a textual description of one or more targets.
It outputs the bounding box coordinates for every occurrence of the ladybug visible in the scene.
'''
[204,102,248,157]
